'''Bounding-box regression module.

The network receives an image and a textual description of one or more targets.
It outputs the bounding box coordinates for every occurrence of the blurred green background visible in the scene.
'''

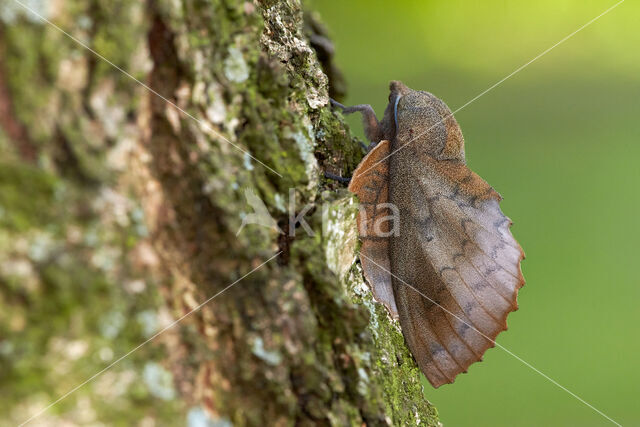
[309,0,639,425]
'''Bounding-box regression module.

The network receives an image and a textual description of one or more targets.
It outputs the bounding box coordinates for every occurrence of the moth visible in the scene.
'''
[333,81,525,387]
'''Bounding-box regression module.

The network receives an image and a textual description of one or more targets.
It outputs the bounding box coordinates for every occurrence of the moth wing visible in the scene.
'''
[348,140,398,318]
[390,154,525,387]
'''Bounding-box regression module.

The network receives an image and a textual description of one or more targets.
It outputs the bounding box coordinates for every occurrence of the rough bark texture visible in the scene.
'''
[0,1,439,425]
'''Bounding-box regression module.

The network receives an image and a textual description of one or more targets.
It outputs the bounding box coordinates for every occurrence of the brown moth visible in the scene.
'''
[335,81,525,387]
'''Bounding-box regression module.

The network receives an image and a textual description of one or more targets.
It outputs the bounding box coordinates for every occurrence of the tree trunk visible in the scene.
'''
[0,0,439,425]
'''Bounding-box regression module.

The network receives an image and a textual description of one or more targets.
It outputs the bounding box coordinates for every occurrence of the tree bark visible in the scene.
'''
[0,0,439,425]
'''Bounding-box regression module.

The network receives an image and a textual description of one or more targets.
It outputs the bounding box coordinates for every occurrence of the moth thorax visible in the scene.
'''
[395,106,448,157]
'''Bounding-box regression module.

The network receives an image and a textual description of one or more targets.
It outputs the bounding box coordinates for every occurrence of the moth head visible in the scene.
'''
[382,81,465,161]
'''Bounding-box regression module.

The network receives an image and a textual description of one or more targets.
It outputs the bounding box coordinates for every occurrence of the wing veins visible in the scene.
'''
[452,211,522,282]
[441,306,483,359]
[425,308,467,372]
[452,267,501,326]
[412,317,451,382]
[460,253,513,307]
[458,206,520,252]
[433,266,488,341]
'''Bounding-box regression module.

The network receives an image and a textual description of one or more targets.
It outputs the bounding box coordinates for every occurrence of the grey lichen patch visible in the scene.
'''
[187,407,233,427]
[356,366,370,396]
[251,336,282,366]
[273,193,286,213]
[260,4,313,62]
[89,79,128,139]
[349,266,383,337]
[323,194,358,280]
[259,3,329,110]
[204,83,227,124]
[0,0,51,24]
[143,362,177,400]
[56,57,88,91]
[243,152,254,171]
[283,120,319,190]
[224,47,249,83]
[305,85,328,109]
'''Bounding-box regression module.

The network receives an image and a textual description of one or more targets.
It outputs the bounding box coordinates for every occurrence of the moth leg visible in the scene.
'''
[330,99,382,146]
[324,171,351,184]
